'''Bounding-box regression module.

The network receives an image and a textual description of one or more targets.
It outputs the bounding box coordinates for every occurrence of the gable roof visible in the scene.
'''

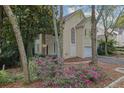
[76,16,91,29]
[63,9,85,22]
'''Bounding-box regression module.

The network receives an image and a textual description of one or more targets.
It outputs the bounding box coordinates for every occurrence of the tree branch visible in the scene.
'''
[108,7,124,36]
[96,6,104,25]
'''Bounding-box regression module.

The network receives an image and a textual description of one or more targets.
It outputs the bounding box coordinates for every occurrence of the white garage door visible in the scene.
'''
[84,47,92,57]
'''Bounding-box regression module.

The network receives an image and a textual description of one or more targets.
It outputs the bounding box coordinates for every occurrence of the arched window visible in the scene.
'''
[71,28,75,44]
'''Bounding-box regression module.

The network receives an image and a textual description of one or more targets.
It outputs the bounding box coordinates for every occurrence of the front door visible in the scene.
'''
[70,28,76,57]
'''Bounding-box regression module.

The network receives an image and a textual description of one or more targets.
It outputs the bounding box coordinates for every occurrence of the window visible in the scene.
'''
[71,28,75,44]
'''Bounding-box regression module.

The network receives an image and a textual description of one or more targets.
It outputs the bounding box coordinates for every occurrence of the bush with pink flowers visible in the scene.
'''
[36,56,64,80]
[35,57,106,87]
[77,66,105,86]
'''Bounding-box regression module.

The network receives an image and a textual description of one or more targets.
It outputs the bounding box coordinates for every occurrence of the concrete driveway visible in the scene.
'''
[98,56,124,65]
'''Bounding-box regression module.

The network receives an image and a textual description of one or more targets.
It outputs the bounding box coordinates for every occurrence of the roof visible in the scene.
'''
[76,16,91,29]
[62,9,85,21]
[111,28,124,35]
[118,29,124,34]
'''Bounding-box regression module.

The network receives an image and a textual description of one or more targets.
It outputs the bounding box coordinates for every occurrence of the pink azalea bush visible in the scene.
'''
[35,57,106,87]
[78,66,104,86]
[36,56,64,80]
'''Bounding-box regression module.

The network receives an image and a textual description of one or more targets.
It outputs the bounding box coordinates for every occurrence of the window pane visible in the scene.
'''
[71,28,75,44]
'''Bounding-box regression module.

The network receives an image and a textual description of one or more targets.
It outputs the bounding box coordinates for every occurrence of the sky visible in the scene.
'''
[63,5,91,16]
[63,5,124,18]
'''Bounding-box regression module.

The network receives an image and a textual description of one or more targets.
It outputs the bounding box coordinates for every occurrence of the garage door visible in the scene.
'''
[84,47,92,57]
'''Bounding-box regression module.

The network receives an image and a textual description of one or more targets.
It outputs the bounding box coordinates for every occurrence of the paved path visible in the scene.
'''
[98,56,124,65]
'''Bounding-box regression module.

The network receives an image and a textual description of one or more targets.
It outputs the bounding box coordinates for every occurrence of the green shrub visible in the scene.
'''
[0,70,24,84]
[29,60,39,81]
[0,70,14,84]
[97,39,116,55]
[13,73,24,81]
[0,44,19,69]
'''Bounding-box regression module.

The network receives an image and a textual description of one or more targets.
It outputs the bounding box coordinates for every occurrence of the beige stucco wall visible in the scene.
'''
[63,11,84,58]
[34,11,92,58]
[35,34,56,55]
[75,19,92,58]
[76,28,84,58]
[46,34,57,55]
[83,21,91,47]
[34,34,42,55]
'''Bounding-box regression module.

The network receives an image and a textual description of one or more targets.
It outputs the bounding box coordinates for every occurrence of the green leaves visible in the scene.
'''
[116,15,124,27]
[0,5,57,65]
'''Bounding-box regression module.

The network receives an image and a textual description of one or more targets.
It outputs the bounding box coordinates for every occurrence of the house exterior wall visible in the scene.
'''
[45,34,57,55]
[34,34,42,55]
[117,32,124,47]
[76,19,92,58]
[63,11,84,58]
[83,20,91,47]
[97,25,118,46]
[76,28,84,58]
[120,32,124,46]
[34,10,92,58]
[34,34,56,55]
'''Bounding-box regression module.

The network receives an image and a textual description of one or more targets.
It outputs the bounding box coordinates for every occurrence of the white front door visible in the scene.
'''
[70,28,76,57]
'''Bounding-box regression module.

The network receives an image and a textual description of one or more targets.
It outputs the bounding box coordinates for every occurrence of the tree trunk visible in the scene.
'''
[42,33,46,55]
[52,6,60,58]
[91,5,97,64]
[3,5,30,82]
[0,6,3,45]
[0,6,3,32]
[27,41,33,58]
[104,33,108,55]
[59,5,63,57]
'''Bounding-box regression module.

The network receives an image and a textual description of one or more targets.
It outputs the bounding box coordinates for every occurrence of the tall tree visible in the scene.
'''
[91,5,97,64]
[79,6,104,64]
[100,6,124,55]
[0,6,3,47]
[3,5,30,82]
[52,6,61,57]
[59,5,63,57]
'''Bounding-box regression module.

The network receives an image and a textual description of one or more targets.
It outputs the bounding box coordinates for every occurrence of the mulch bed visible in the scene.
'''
[0,80,43,88]
[64,57,91,62]
[0,60,123,88]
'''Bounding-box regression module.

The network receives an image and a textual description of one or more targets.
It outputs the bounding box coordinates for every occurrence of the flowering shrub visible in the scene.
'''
[42,77,84,88]
[36,56,64,80]
[63,66,77,79]
[36,57,106,87]
[78,66,104,86]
